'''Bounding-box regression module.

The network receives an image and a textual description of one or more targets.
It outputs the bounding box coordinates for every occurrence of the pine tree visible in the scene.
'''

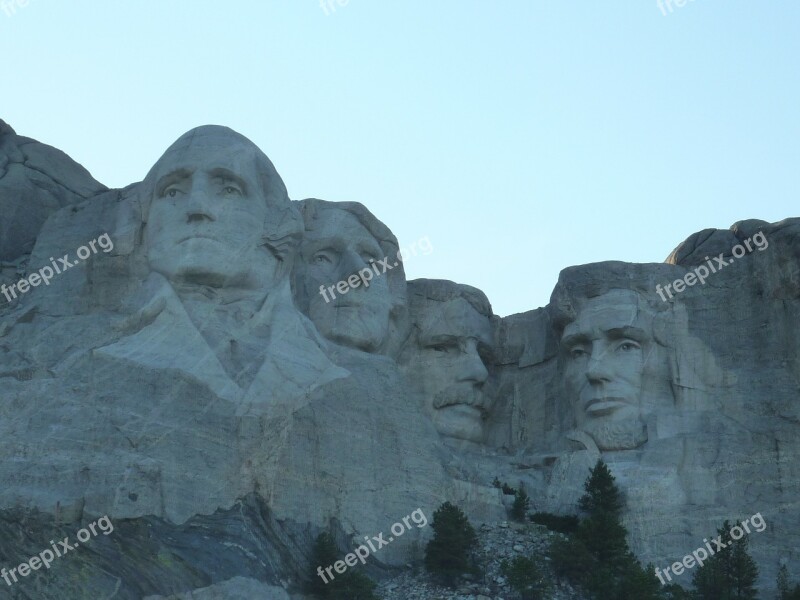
[511,486,530,522]
[500,555,550,599]
[779,565,791,599]
[550,460,671,600]
[692,521,758,600]
[578,459,623,516]
[777,564,800,600]
[308,532,380,599]
[309,532,339,597]
[424,501,478,587]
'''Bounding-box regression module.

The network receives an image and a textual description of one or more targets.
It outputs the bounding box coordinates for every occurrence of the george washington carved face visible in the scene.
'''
[143,126,297,291]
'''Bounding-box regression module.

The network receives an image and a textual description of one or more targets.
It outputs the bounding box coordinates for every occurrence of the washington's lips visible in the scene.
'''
[584,397,629,416]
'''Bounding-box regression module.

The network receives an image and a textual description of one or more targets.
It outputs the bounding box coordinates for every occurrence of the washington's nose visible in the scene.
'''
[185,180,217,223]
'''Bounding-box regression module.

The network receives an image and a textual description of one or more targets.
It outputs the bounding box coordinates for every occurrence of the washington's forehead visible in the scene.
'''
[153,146,257,179]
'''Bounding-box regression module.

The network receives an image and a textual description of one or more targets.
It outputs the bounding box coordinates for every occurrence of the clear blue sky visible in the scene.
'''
[3,1,798,316]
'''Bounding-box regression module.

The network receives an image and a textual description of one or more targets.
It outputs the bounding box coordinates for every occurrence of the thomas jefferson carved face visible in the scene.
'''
[560,289,652,451]
[144,130,281,291]
[300,207,393,353]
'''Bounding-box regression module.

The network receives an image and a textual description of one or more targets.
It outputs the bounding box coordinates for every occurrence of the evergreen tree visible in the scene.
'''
[511,486,530,522]
[578,459,624,516]
[779,565,791,599]
[692,521,758,600]
[500,555,550,600]
[308,532,380,599]
[309,532,339,597]
[778,564,800,600]
[424,501,478,587]
[549,460,672,600]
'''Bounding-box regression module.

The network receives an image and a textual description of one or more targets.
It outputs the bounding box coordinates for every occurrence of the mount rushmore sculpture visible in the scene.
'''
[0,121,797,598]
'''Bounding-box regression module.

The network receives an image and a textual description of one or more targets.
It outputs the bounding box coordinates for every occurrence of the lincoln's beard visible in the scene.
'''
[583,417,647,451]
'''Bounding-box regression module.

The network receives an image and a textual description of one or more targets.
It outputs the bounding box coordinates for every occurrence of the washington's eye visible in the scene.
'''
[428,344,450,353]
[314,253,333,264]
[163,187,182,199]
[618,341,640,352]
[222,185,242,197]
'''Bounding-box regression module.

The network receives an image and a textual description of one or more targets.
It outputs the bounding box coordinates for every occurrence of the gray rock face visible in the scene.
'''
[0,119,105,265]
[1,122,798,597]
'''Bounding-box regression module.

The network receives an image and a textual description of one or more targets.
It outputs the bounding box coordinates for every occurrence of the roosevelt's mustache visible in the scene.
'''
[432,385,489,411]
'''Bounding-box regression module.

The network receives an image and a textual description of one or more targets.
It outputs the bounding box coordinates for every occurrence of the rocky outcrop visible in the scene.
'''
[0,121,797,598]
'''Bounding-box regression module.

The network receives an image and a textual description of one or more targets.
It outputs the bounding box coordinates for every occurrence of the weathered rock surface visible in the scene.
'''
[0,119,105,267]
[0,121,798,598]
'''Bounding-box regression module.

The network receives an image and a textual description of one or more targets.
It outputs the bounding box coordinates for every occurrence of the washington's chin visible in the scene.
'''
[433,404,485,443]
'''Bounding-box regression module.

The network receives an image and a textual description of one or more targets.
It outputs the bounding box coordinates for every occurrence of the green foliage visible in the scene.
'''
[500,555,550,600]
[511,487,530,522]
[529,512,580,534]
[424,501,478,587]
[491,477,517,495]
[309,532,380,600]
[779,565,800,600]
[578,459,623,517]
[692,521,758,600]
[549,460,679,600]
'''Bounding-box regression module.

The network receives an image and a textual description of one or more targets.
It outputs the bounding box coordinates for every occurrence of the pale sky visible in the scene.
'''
[2,1,798,316]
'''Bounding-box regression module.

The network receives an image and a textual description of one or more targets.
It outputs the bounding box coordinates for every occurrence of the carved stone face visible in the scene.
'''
[561,289,652,450]
[407,297,493,443]
[144,133,279,290]
[300,208,392,352]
